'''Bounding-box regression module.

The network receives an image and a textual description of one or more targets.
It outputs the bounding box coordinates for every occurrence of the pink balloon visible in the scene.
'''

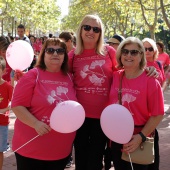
[6,40,34,71]
[100,104,134,144]
[50,100,85,133]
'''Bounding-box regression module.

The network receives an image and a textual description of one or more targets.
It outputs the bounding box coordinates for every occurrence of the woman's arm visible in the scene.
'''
[123,115,163,153]
[12,106,51,136]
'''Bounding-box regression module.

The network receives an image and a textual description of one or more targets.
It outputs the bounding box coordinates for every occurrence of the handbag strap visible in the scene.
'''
[118,71,124,105]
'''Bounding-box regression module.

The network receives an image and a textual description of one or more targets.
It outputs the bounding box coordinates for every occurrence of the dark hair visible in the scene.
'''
[59,31,74,42]
[156,41,164,52]
[17,24,25,30]
[0,36,10,51]
[35,38,69,75]
[49,34,53,38]
[0,56,6,70]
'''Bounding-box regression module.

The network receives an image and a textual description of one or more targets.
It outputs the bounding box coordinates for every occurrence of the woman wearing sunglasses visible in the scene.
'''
[142,38,166,89]
[68,14,118,170]
[11,38,77,170]
[109,37,164,170]
[142,38,166,170]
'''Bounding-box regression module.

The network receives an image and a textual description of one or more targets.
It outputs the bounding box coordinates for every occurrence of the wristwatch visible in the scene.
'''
[139,132,146,142]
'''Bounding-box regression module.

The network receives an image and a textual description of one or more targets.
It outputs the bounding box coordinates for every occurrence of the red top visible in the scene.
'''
[0,81,13,125]
[157,52,170,68]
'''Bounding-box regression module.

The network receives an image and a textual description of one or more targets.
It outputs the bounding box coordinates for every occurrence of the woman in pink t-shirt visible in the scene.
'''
[142,38,166,89]
[68,14,118,170]
[109,37,164,170]
[11,38,77,170]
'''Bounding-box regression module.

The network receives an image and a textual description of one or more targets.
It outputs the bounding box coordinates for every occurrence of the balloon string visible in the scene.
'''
[13,135,39,152]
[128,153,134,170]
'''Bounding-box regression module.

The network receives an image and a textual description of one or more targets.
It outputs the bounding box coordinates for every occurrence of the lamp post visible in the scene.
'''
[131,17,135,36]
[14,17,17,38]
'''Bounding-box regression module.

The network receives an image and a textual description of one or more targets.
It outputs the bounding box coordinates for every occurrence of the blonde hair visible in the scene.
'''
[75,14,105,55]
[142,38,158,61]
[116,37,146,69]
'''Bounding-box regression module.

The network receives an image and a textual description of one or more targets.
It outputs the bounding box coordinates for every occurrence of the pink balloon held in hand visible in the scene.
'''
[50,100,85,133]
[100,104,134,144]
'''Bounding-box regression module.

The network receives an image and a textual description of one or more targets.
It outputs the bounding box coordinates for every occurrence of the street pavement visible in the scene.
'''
[3,87,170,170]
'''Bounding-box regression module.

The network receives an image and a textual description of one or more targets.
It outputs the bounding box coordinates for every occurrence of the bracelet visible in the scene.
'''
[139,132,146,142]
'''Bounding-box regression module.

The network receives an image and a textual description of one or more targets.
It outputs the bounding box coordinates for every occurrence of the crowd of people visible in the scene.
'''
[0,14,170,170]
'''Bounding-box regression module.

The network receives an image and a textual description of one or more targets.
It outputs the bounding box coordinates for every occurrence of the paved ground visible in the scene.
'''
[3,87,170,170]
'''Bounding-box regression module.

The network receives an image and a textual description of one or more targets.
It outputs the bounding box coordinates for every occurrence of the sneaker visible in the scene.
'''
[65,161,72,168]
[3,143,10,153]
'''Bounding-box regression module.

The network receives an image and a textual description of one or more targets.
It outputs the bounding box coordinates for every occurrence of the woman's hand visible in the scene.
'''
[34,120,51,136]
[123,134,142,153]
[14,69,25,81]
[145,66,158,77]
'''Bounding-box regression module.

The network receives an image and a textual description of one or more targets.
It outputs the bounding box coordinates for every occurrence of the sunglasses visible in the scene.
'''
[145,47,154,52]
[45,48,65,55]
[82,25,101,33]
[121,49,142,57]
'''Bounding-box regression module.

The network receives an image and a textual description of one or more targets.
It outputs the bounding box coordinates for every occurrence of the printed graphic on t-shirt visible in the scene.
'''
[115,88,140,115]
[47,86,69,105]
[80,60,106,86]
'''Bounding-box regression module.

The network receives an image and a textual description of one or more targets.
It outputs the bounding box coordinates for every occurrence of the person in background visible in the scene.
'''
[142,38,165,88]
[0,36,14,86]
[49,33,53,38]
[59,32,76,53]
[109,37,164,170]
[11,38,77,170]
[0,56,13,170]
[9,36,14,43]
[17,24,30,44]
[59,31,76,168]
[142,38,165,170]
[106,34,125,50]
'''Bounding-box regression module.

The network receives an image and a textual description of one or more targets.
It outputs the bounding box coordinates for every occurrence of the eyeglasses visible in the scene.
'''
[82,25,101,33]
[121,49,142,57]
[45,48,65,55]
[145,47,154,52]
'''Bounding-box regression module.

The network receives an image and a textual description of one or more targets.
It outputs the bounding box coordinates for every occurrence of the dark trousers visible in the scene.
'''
[15,152,69,170]
[74,118,107,170]
[111,142,149,170]
[148,129,160,170]
[110,129,160,170]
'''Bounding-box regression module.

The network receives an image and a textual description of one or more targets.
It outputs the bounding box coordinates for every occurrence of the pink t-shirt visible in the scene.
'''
[109,70,164,129]
[157,52,170,68]
[11,68,77,160]
[69,46,117,118]
[147,61,165,86]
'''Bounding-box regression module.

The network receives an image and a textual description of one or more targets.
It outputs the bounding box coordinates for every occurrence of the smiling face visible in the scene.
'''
[121,43,142,69]
[81,19,101,48]
[44,45,65,72]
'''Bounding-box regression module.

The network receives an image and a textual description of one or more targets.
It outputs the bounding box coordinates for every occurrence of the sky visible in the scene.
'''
[56,0,69,17]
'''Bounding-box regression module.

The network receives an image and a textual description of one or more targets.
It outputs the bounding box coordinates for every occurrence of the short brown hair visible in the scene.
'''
[0,56,6,70]
[35,38,69,75]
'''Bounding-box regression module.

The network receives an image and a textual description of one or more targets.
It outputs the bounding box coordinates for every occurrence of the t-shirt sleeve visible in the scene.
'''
[11,69,38,108]
[147,78,164,116]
